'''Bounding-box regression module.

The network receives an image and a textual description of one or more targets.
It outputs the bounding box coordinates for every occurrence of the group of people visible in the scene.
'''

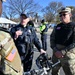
[0,1,75,74]
[10,7,75,75]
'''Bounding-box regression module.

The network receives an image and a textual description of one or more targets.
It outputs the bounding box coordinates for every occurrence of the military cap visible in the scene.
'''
[20,12,28,18]
[59,7,71,14]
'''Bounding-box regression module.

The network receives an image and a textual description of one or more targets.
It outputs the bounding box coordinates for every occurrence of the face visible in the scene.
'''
[59,12,72,23]
[20,15,30,26]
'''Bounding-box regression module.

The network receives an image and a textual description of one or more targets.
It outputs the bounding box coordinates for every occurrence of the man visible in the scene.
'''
[10,13,46,73]
[0,0,23,75]
[50,7,75,75]
[40,19,50,51]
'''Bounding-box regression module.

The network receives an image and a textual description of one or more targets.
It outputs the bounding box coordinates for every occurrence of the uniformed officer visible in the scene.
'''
[40,19,50,51]
[50,7,75,75]
[10,12,46,73]
[0,28,23,75]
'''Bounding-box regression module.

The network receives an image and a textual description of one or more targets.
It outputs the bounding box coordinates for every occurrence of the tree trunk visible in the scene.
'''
[0,0,2,16]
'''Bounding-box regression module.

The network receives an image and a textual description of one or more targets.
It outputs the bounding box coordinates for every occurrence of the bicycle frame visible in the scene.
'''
[23,60,60,75]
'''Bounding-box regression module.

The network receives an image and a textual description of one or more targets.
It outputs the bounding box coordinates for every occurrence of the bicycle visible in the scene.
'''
[23,53,60,75]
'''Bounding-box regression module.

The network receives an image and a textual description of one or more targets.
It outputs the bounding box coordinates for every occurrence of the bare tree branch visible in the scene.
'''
[2,0,41,19]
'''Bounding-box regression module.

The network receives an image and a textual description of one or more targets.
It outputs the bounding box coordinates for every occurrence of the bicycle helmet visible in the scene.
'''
[36,53,49,69]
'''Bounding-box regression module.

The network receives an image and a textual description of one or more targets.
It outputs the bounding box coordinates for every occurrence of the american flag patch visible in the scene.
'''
[57,27,61,30]
[6,49,17,62]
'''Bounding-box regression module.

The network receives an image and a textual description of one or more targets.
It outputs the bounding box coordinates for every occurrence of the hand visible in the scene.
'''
[14,30,23,40]
[40,49,46,54]
[54,51,64,58]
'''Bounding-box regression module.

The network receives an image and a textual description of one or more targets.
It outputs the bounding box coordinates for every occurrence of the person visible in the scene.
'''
[10,12,46,73]
[28,20,34,27]
[28,20,36,31]
[0,28,23,75]
[50,7,75,75]
[0,0,23,75]
[40,19,50,51]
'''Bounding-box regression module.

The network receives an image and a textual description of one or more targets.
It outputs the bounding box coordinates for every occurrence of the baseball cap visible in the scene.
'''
[59,7,71,14]
[20,12,28,18]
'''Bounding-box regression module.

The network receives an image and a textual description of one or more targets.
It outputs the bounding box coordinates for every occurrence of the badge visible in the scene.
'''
[57,27,61,30]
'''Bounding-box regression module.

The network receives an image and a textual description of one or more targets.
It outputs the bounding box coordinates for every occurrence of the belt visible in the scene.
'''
[56,43,75,55]
[41,32,47,34]
[56,44,66,50]
[56,44,75,51]
[43,32,47,34]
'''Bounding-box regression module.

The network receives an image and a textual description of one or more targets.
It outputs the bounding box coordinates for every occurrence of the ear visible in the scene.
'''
[26,18,30,22]
[69,13,72,17]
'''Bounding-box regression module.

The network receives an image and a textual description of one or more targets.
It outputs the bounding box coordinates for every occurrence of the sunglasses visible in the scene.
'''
[59,14,68,17]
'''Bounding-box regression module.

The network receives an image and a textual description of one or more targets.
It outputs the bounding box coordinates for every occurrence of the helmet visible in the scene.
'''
[36,53,49,69]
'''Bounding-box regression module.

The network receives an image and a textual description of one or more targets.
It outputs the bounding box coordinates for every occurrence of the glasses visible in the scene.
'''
[59,13,68,17]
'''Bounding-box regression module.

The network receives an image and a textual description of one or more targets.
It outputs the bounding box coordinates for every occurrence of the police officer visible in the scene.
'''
[40,19,50,51]
[50,7,75,75]
[10,12,46,73]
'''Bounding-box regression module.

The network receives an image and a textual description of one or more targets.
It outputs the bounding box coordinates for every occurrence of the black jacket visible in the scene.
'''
[10,24,42,56]
[50,22,75,49]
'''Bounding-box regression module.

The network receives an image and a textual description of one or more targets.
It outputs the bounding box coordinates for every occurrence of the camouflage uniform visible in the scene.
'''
[0,28,23,75]
[50,22,75,75]
[0,1,23,74]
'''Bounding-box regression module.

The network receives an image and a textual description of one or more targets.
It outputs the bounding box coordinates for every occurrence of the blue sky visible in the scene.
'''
[2,0,75,17]
[34,0,75,7]
[34,0,75,16]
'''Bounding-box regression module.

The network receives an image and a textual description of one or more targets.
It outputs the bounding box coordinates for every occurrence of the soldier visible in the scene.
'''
[10,12,46,73]
[0,28,23,75]
[0,0,23,75]
[50,7,75,75]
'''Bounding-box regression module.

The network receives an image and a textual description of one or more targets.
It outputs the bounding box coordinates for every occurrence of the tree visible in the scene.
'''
[2,0,42,20]
[42,1,64,23]
[0,0,2,16]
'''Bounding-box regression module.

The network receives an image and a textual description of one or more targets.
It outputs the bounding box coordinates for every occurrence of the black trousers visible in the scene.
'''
[0,71,4,75]
[22,51,34,72]
[41,34,47,51]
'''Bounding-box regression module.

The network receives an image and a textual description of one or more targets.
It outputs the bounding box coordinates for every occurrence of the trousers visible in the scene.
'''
[52,47,75,75]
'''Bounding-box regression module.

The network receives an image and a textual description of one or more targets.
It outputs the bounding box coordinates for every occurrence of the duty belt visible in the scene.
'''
[56,44,66,50]
[42,32,47,34]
